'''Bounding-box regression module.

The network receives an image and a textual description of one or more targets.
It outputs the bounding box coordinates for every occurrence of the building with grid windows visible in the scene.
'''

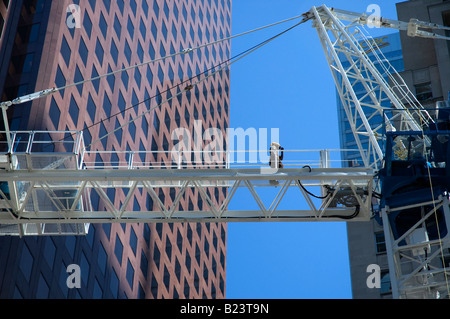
[0,0,230,299]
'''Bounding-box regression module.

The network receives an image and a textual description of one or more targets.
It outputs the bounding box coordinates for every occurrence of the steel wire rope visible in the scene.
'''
[357,22,449,298]
[85,19,307,150]
[41,14,307,149]
[418,117,450,298]
[46,14,306,97]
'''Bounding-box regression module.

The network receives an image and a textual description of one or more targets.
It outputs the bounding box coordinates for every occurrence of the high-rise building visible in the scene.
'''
[0,0,231,299]
[344,0,450,299]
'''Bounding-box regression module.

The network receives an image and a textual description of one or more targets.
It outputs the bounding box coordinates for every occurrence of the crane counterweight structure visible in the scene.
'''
[1,4,450,298]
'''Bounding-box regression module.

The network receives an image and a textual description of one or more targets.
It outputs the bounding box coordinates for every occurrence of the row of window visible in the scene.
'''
[15,221,225,298]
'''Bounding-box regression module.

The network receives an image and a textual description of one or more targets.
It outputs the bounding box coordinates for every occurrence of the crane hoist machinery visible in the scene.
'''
[0,4,450,299]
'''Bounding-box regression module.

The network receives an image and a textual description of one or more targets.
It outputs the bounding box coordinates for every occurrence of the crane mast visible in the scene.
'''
[1,4,450,299]
[310,5,450,299]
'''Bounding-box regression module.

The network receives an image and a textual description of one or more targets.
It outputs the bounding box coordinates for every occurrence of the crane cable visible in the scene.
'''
[419,118,450,298]
[358,22,449,298]
[85,19,307,149]
[39,13,308,149]
[43,13,307,99]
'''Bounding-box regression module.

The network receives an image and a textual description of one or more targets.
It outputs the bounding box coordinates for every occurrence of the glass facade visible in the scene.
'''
[0,0,230,299]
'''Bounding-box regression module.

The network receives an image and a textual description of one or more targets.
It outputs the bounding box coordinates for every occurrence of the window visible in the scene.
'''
[163,265,170,290]
[110,39,118,64]
[83,12,92,38]
[19,243,33,282]
[81,252,90,285]
[219,273,224,295]
[153,242,161,269]
[117,0,124,14]
[102,223,111,239]
[194,270,199,293]
[142,0,149,17]
[95,39,104,65]
[103,0,111,12]
[151,20,158,40]
[380,270,392,295]
[60,36,71,67]
[93,279,103,299]
[124,40,132,65]
[165,235,172,260]
[140,251,148,279]
[195,243,201,265]
[121,68,129,89]
[175,257,181,282]
[130,226,137,255]
[115,235,123,264]
[141,115,148,135]
[110,269,119,298]
[103,93,112,118]
[107,65,115,92]
[153,113,160,133]
[184,278,190,298]
[88,0,96,11]
[36,274,49,298]
[203,262,209,283]
[69,96,79,125]
[415,82,432,101]
[138,283,146,299]
[130,0,136,15]
[74,65,83,95]
[149,42,155,60]
[139,19,146,41]
[134,67,141,87]
[129,118,136,141]
[151,275,158,298]
[185,253,191,272]
[114,14,121,39]
[126,260,134,289]
[98,242,107,275]
[114,119,122,143]
[158,65,165,84]
[162,21,168,41]
[49,97,61,129]
[137,40,144,62]
[127,16,134,39]
[375,232,386,253]
[55,66,66,98]
[91,65,100,93]
[78,37,88,66]
[86,93,96,123]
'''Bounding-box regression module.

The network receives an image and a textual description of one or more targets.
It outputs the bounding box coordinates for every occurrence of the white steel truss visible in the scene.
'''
[0,131,373,236]
[382,196,450,299]
[310,5,433,171]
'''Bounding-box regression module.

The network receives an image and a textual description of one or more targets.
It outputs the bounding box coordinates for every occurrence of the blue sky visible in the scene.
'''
[226,0,401,299]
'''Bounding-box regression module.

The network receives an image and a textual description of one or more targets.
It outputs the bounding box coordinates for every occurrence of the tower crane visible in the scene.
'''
[0,4,450,299]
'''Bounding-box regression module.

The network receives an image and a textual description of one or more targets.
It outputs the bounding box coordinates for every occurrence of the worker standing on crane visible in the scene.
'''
[269,142,284,169]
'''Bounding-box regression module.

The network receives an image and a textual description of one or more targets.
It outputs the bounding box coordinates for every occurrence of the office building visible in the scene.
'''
[344,0,450,299]
[0,0,231,299]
